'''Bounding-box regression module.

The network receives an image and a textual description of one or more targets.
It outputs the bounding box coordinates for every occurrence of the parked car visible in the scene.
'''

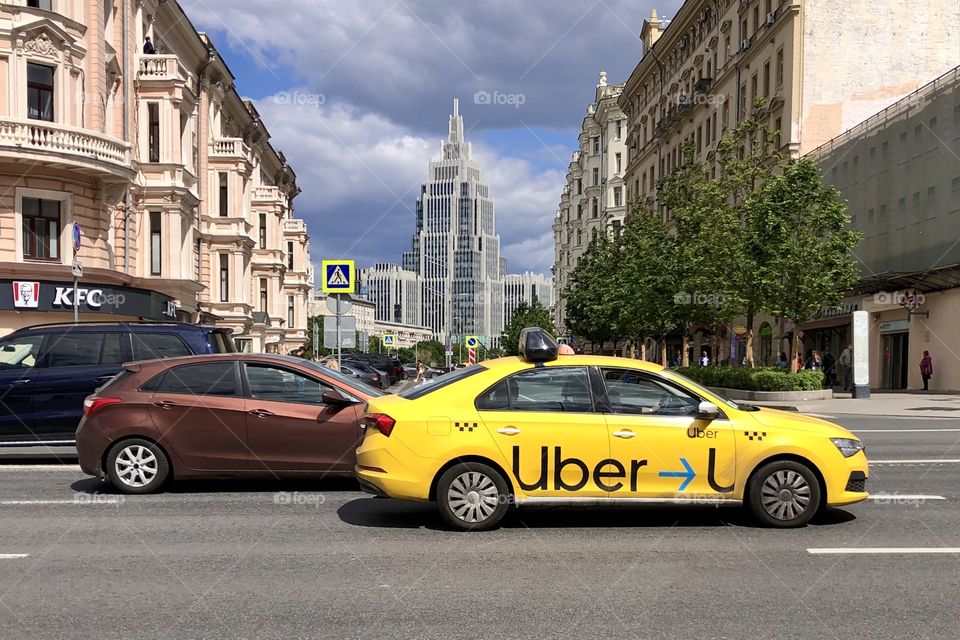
[340,361,388,390]
[76,354,384,493]
[0,322,235,445]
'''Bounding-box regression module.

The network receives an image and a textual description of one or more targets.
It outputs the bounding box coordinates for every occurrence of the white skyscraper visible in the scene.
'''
[400,99,506,347]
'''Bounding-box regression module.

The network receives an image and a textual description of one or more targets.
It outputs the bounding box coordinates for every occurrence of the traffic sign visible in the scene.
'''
[72,221,81,254]
[464,336,479,349]
[468,348,476,365]
[325,294,352,316]
[71,259,82,279]
[323,315,356,348]
[321,259,355,294]
[382,334,396,348]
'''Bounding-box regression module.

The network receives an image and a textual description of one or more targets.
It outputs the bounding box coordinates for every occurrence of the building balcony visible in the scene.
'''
[251,248,285,270]
[283,270,312,289]
[0,116,132,179]
[282,218,308,237]
[137,55,194,88]
[253,186,283,203]
[210,137,249,159]
[202,216,254,244]
[139,162,199,200]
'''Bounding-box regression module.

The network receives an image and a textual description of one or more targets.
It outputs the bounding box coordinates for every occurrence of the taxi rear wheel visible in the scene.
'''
[747,460,821,528]
[437,462,510,531]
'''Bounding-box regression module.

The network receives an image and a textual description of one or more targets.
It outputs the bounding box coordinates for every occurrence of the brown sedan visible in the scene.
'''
[75,354,384,493]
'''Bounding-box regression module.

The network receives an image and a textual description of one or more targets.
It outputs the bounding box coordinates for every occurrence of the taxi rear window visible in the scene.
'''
[399,364,485,400]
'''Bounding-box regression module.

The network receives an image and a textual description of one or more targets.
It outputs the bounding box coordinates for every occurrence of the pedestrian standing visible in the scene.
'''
[143,35,157,54]
[920,351,934,391]
[776,352,789,369]
[699,350,710,367]
[415,360,426,384]
[822,351,836,388]
[839,344,853,391]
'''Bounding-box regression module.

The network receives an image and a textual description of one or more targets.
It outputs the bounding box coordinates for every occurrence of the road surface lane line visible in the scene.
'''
[0,465,80,471]
[808,548,960,555]
[866,494,945,500]
[0,554,29,559]
[870,459,960,464]
[854,429,960,433]
[0,499,122,505]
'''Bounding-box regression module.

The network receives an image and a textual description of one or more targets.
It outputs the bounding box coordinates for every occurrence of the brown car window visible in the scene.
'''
[143,361,237,396]
[244,363,331,405]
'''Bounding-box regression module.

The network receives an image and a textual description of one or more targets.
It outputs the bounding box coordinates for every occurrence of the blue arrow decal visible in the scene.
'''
[659,457,696,491]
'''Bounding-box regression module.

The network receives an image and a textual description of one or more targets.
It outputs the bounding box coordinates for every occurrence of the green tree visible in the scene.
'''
[751,158,862,370]
[500,297,557,356]
[564,233,627,352]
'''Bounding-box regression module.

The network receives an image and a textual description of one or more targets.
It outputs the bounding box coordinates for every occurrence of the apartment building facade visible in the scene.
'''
[0,0,312,353]
[505,271,554,326]
[620,1,960,209]
[807,66,960,391]
[553,72,627,330]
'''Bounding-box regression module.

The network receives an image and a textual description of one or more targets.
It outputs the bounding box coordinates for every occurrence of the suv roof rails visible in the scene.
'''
[16,321,226,331]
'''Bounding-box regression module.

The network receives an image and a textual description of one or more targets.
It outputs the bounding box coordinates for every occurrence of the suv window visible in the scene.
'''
[476,367,593,412]
[244,363,331,404]
[100,332,126,365]
[41,333,104,368]
[142,362,237,396]
[132,333,192,360]
[0,335,44,370]
[206,331,236,353]
[601,368,700,416]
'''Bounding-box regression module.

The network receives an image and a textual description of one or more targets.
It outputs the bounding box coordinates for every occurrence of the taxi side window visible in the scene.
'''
[601,368,699,416]
[476,367,593,413]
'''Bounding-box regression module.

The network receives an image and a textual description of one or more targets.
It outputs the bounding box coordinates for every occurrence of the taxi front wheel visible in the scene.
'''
[747,460,821,528]
[437,462,510,531]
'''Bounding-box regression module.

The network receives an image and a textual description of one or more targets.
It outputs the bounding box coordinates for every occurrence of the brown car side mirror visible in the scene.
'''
[321,389,355,406]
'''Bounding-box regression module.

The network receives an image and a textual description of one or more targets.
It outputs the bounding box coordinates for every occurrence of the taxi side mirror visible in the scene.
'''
[697,401,720,420]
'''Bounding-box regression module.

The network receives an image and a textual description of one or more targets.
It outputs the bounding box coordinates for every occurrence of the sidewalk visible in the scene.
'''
[757,392,960,418]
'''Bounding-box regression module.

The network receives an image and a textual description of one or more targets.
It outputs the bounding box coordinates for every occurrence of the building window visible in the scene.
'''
[576,179,582,194]
[615,152,622,173]
[258,213,267,249]
[577,203,582,220]
[150,211,161,275]
[27,63,54,122]
[613,186,622,207]
[287,295,295,328]
[287,241,294,270]
[219,253,229,302]
[147,102,160,162]
[218,172,229,216]
[27,0,54,8]
[194,238,202,281]
[776,48,784,87]
[592,137,600,154]
[593,167,600,186]
[259,277,268,313]
[763,60,771,98]
[615,120,622,140]
[577,229,583,245]
[592,198,598,218]
[21,197,60,261]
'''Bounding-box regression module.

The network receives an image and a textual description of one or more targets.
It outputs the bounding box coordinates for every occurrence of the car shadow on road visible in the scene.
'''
[337,497,856,530]
[69,476,361,495]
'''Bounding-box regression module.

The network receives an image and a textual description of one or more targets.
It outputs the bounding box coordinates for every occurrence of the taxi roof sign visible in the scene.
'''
[518,327,558,363]
[321,259,355,294]
[464,336,479,348]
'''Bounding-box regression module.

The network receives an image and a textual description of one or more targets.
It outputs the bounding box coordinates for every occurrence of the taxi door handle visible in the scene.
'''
[612,430,636,439]
[497,426,521,436]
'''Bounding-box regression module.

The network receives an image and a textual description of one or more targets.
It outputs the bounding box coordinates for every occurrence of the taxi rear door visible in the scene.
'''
[476,365,612,499]
[598,367,737,501]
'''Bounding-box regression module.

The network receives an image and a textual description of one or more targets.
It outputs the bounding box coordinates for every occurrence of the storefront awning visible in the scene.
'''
[800,315,852,332]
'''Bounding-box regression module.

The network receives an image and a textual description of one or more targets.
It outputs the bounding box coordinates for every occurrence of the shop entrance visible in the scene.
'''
[881,332,909,389]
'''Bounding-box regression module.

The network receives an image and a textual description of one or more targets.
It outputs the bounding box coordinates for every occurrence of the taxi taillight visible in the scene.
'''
[361,413,395,437]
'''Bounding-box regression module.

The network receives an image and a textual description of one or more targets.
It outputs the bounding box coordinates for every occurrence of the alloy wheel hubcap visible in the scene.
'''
[115,445,158,488]
[447,472,499,523]
[761,470,811,521]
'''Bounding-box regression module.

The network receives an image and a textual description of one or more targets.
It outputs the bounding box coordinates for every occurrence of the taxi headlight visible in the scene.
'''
[830,438,864,458]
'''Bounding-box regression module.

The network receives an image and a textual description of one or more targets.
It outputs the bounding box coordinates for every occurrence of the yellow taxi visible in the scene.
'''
[356,328,868,530]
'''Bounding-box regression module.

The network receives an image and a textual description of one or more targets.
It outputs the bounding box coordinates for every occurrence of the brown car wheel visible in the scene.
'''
[106,438,170,494]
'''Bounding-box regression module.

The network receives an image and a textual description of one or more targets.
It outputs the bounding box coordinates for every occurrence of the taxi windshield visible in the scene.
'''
[661,369,746,411]
[399,364,486,399]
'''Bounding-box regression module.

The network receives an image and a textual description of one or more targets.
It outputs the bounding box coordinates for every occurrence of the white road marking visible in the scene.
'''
[0,499,122,505]
[808,548,960,555]
[804,413,836,419]
[854,429,960,433]
[866,494,945,500]
[0,554,29,559]
[870,459,960,464]
[0,465,80,471]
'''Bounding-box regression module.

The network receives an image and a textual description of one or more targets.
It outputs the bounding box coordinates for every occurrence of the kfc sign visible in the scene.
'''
[12,282,40,308]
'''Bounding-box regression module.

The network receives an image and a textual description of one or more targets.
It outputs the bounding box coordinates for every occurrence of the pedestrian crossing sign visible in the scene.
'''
[321,259,355,294]
[464,336,479,348]
[382,334,396,347]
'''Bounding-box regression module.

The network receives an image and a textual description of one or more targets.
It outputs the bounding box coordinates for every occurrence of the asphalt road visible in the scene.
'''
[1,414,959,640]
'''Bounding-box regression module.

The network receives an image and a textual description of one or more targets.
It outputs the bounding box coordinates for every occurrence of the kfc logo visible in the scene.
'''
[12,282,39,309]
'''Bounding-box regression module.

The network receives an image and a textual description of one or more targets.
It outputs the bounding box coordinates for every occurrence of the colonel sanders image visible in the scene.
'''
[13,282,40,308]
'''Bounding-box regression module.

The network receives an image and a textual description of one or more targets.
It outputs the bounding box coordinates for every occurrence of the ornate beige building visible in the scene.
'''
[620,1,960,208]
[553,72,627,331]
[0,0,312,353]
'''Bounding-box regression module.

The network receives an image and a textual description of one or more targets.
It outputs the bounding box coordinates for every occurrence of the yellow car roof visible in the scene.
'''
[479,354,666,372]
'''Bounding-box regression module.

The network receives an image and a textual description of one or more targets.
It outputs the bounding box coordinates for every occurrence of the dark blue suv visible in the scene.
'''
[0,322,235,444]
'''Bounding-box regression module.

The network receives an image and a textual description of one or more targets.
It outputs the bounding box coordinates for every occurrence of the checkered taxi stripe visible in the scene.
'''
[456,422,477,433]
[745,431,767,441]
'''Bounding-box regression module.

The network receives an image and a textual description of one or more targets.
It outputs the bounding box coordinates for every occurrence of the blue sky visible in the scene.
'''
[186,0,679,275]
